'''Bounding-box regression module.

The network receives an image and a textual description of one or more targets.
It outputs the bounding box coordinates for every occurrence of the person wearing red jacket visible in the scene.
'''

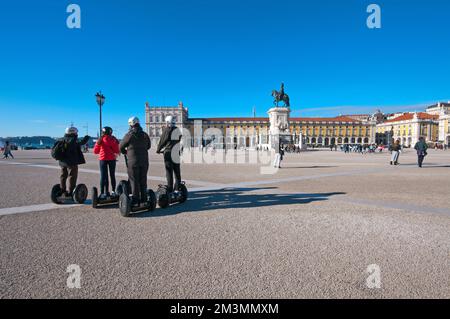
[94,127,120,199]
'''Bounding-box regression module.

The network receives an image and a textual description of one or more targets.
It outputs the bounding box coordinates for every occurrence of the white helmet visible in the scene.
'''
[65,127,78,135]
[128,116,140,127]
[165,115,175,126]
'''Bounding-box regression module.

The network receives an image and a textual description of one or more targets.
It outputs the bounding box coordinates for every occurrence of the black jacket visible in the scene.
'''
[391,143,401,152]
[120,125,151,167]
[59,134,89,167]
[157,126,182,154]
[414,140,428,155]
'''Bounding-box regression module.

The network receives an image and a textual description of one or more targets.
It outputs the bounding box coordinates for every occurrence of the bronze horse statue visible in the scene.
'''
[271,83,290,107]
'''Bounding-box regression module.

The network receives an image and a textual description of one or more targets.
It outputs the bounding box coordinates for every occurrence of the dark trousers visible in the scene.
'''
[60,165,78,193]
[99,160,116,194]
[164,151,181,193]
[3,151,13,159]
[127,164,148,203]
[418,155,425,167]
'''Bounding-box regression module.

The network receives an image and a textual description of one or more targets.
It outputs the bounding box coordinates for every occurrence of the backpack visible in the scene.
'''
[51,140,67,161]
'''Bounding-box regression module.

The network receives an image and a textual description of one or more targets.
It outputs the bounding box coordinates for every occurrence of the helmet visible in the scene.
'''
[165,115,175,126]
[65,127,78,135]
[102,126,113,136]
[128,116,140,127]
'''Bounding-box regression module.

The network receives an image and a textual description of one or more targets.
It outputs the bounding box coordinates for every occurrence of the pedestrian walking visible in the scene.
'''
[2,141,14,159]
[414,137,428,168]
[273,143,284,168]
[390,139,401,165]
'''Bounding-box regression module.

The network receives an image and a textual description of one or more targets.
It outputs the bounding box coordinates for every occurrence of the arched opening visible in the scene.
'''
[351,138,356,144]
[364,138,369,144]
[357,138,362,144]
[338,137,343,144]
[344,138,349,144]
[318,137,323,145]
[311,137,316,144]
[324,138,330,146]
[331,138,336,145]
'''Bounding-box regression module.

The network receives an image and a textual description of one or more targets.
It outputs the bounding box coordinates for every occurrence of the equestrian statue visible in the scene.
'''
[271,83,290,108]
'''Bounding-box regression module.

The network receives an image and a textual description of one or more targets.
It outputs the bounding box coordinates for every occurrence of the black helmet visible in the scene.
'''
[102,126,113,136]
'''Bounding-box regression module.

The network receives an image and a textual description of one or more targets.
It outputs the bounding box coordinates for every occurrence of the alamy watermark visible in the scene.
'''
[366,264,382,289]
[367,4,382,29]
[66,4,81,29]
[66,264,82,289]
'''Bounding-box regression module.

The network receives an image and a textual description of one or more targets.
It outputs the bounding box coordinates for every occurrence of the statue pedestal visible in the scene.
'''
[268,107,291,149]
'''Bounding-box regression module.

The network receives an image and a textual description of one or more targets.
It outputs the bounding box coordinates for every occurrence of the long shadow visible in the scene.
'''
[395,163,446,167]
[422,165,450,168]
[282,166,338,169]
[133,187,346,218]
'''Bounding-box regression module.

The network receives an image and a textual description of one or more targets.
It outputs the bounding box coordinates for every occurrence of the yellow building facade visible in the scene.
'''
[146,101,449,149]
[146,103,376,149]
[376,112,440,147]
[438,112,450,145]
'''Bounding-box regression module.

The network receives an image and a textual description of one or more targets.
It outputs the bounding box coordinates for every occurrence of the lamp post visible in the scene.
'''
[95,91,106,137]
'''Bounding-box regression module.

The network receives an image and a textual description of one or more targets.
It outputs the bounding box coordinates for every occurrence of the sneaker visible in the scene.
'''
[110,191,117,198]
[99,194,108,200]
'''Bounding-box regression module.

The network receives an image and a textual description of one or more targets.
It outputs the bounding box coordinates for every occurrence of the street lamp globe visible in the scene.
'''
[95,91,106,138]
[95,92,105,107]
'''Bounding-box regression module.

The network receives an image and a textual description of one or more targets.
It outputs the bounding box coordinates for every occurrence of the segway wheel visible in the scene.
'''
[157,186,169,209]
[179,183,188,203]
[51,184,62,204]
[73,184,88,204]
[116,180,131,197]
[119,193,131,217]
[92,187,98,209]
[147,189,157,211]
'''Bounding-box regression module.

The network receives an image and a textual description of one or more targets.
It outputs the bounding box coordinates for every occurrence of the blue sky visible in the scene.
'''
[0,0,449,137]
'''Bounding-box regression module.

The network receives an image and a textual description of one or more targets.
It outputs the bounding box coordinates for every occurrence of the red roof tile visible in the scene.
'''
[291,116,361,123]
[198,116,361,123]
[385,112,439,123]
[202,117,269,122]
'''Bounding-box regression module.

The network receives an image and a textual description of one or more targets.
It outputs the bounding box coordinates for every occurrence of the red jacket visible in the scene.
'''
[94,135,120,161]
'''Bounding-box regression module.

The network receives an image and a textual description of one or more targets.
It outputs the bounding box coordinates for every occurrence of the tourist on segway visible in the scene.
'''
[50,127,90,204]
[119,116,151,207]
[157,116,182,194]
[156,116,188,208]
[93,126,120,200]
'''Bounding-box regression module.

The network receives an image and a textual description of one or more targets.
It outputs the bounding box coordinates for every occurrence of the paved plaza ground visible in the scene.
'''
[0,148,449,298]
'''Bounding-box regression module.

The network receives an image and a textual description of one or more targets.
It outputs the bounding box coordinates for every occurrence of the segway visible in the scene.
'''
[50,184,88,205]
[118,189,157,217]
[91,186,120,208]
[156,182,188,209]
[117,154,157,217]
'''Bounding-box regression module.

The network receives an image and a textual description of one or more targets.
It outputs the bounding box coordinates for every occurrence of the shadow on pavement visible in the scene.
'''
[133,187,346,218]
[281,166,338,169]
